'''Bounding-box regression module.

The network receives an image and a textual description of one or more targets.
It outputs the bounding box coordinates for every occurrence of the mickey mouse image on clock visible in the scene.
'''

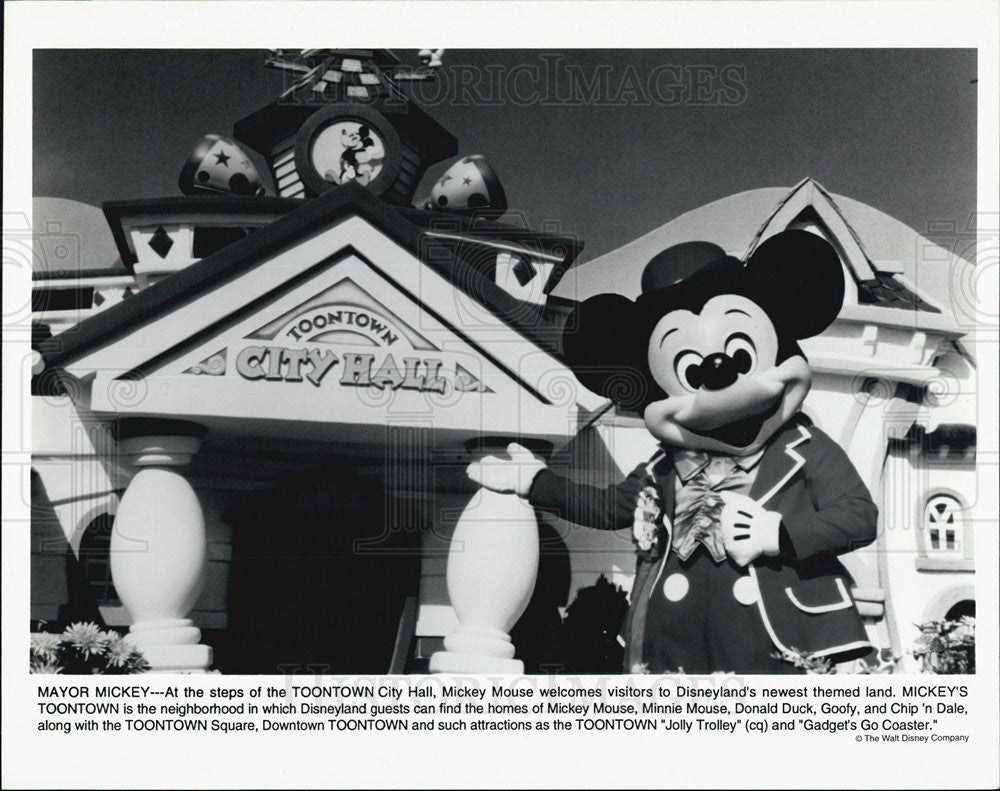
[325,123,384,186]
[469,230,878,674]
[293,103,402,198]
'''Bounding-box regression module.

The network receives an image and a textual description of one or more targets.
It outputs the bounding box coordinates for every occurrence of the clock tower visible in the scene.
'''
[233,49,457,205]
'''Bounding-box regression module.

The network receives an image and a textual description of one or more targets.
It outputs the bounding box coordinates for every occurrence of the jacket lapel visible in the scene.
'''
[750,421,812,507]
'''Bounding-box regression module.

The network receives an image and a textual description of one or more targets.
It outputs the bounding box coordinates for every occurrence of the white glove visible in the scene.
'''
[719,491,782,567]
[466,442,547,498]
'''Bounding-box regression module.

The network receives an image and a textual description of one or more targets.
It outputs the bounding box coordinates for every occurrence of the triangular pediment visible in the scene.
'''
[744,178,891,280]
[49,186,603,443]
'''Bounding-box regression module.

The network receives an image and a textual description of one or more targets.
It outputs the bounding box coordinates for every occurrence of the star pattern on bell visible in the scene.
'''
[178,134,265,197]
[425,154,507,216]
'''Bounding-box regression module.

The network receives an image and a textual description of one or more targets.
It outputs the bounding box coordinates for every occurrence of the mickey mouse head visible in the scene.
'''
[562,230,844,455]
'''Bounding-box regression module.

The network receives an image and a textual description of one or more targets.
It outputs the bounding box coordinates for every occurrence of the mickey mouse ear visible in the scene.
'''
[562,294,651,411]
[745,230,844,340]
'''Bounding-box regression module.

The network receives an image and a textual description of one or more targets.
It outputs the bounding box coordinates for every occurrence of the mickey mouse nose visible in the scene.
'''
[698,353,739,391]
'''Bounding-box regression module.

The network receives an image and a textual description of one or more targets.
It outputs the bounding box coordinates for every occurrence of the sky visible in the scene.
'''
[33,49,977,263]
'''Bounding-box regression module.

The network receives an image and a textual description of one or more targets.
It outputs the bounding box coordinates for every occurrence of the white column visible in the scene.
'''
[430,481,540,675]
[111,430,211,673]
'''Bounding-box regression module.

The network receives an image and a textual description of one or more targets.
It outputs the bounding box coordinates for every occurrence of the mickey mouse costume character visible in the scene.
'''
[469,230,878,674]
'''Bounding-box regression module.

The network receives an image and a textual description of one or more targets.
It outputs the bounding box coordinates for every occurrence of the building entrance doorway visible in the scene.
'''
[222,463,421,674]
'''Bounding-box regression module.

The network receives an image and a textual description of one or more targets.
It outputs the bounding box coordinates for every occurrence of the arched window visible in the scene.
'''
[945,600,975,621]
[915,490,974,572]
[76,514,120,605]
[924,493,963,554]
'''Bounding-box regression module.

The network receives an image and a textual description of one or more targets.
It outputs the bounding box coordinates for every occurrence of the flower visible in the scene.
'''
[102,635,150,673]
[30,632,62,661]
[128,651,152,674]
[61,622,110,658]
[104,634,134,668]
[632,486,664,557]
[30,658,64,674]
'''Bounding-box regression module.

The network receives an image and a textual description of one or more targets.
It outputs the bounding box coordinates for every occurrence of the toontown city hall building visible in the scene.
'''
[29,50,977,674]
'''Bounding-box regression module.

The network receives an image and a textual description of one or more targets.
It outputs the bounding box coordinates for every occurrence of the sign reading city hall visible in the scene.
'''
[182,277,492,395]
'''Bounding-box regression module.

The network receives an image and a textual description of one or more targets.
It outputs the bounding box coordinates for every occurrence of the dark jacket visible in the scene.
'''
[528,415,878,665]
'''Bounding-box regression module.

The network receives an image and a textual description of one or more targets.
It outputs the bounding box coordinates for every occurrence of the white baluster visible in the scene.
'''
[430,483,540,674]
[111,430,211,673]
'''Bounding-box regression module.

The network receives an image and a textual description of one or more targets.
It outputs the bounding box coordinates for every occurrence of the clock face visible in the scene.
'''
[311,121,387,187]
[294,104,402,198]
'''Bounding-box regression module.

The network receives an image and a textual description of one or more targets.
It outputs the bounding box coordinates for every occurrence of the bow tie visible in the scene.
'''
[673,448,766,484]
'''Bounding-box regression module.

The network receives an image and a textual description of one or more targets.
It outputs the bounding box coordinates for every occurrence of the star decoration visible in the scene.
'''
[215,151,231,166]
[462,176,472,185]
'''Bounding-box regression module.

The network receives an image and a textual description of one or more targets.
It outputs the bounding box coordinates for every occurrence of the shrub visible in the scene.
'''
[913,617,975,674]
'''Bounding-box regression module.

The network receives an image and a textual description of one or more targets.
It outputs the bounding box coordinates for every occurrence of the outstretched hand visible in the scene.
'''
[466,442,547,498]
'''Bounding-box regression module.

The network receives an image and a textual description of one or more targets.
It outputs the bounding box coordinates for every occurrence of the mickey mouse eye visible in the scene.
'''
[724,333,757,375]
[674,350,705,392]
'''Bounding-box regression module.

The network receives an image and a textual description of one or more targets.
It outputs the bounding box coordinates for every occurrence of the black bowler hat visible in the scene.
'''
[640,241,737,294]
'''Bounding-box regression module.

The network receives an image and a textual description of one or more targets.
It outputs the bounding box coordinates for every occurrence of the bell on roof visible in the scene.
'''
[424,155,507,217]
[179,134,266,197]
